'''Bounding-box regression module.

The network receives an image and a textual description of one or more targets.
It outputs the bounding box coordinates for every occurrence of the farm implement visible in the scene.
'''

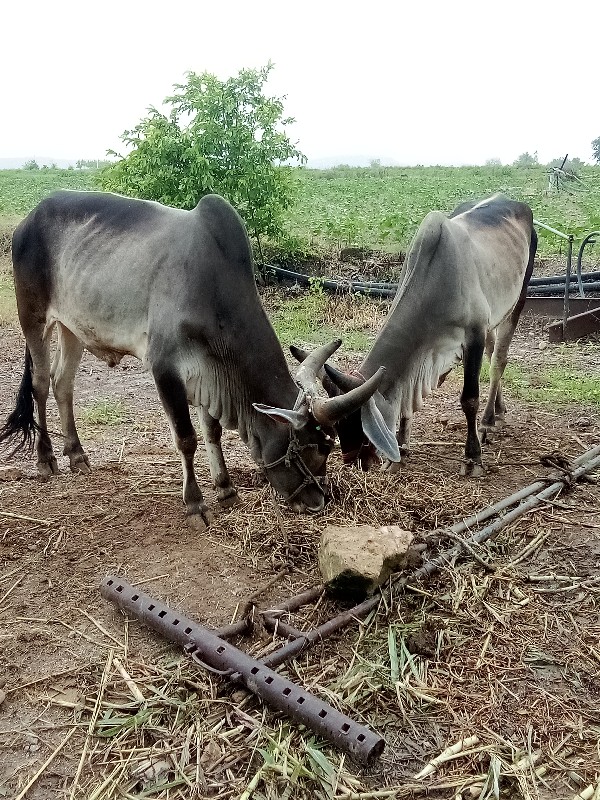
[100,575,385,764]
[100,444,600,763]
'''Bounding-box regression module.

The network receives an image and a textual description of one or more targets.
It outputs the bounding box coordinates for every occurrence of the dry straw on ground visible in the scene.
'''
[2,287,600,798]
[3,448,599,800]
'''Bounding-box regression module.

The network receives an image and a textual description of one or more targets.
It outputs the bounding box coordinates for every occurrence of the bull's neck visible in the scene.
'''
[360,312,423,400]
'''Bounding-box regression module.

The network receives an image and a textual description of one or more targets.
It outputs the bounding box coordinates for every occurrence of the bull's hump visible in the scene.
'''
[195,194,253,272]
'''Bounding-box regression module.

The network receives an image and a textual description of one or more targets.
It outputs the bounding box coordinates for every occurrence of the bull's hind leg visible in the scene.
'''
[479,329,506,443]
[25,331,58,477]
[481,317,517,434]
[196,407,239,508]
[51,324,90,473]
[153,367,213,529]
[482,233,535,437]
[460,330,485,477]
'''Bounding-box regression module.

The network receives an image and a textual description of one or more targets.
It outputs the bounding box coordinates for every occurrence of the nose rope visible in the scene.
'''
[262,428,328,503]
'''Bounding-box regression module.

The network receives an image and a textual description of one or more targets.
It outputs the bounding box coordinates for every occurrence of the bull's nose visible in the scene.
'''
[290,498,324,515]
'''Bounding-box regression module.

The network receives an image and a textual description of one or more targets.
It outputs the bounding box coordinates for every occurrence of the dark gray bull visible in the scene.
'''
[0,190,392,526]
[295,194,538,476]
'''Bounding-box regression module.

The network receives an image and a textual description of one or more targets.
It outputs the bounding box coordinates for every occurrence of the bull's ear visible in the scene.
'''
[253,403,309,430]
[361,397,401,462]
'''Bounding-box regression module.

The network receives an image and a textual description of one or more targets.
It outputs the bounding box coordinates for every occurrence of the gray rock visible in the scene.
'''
[319,524,414,600]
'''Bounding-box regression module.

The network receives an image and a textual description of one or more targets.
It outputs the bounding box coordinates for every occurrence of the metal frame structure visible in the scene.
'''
[100,445,600,762]
[526,222,600,341]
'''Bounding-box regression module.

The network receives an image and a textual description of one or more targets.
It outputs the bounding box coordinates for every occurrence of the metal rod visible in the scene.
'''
[443,444,600,538]
[100,577,384,764]
[214,619,253,639]
[263,446,600,669]
[564,234,574,334]
[533,219,573,240]
[269,586,324,613]
[262,614,305,640]
[577,232,600,298]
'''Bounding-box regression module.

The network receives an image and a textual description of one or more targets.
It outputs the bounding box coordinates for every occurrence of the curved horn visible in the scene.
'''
[323,362,364,391]
[295,339,342,395]
[311,366,386,426]
[289,344,309,364]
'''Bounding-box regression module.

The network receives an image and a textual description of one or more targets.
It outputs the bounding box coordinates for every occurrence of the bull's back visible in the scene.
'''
[448,195,534,326]
[11,191,257,363]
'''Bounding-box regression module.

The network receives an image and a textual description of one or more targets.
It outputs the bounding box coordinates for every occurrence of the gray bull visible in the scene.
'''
[0,190,396,525]
[295,194,537,476]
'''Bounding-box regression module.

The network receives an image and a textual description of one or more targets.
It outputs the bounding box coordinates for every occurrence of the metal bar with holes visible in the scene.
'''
[99,576,384,764]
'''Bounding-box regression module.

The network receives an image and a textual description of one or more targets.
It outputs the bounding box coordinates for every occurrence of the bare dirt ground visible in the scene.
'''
[1,284,599,799]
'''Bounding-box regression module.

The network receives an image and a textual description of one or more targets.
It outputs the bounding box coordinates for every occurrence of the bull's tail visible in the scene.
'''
[0,346,40,454]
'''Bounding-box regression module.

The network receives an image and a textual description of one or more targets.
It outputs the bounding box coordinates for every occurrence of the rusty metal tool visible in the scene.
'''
[100,575,384,764]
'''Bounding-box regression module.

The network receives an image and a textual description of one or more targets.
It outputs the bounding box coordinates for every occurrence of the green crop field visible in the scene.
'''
[1,165,599,261]
[286,165,600,259]
[0,169,95,217]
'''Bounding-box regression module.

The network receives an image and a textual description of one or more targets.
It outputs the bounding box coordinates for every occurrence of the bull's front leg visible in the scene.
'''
[460,332,485,477]
[197,407,239,508]
[153,367,213,530]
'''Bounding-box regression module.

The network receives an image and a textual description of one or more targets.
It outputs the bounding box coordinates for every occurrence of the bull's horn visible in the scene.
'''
[323,363,364,391]
[311,366,386,425]
[295,339,342,395]
[289,344,309,364]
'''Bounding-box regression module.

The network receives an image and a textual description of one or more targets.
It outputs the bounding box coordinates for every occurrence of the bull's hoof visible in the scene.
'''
[479,426,491,444]
[480,419,505,443]
[218,489,240,509]
[460,459,485,478]
[69,454,91,474]
[186,508,214,531]
[38,457,59,479]
[381,459,402,474]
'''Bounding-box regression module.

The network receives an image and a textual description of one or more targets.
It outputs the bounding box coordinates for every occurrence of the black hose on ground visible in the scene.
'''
[263,264,600,299]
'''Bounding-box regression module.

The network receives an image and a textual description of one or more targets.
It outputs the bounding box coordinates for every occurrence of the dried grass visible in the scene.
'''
[2,299,600,797]
[3,453,598,799]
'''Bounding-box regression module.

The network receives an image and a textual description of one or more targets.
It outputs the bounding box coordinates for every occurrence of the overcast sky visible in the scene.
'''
[2,0,597,166]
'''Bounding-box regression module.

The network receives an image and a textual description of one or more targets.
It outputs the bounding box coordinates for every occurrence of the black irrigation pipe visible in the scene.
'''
[263,265,398,298]
[264,264,600,300]
[528,281,600,296]
[529,270,600,286]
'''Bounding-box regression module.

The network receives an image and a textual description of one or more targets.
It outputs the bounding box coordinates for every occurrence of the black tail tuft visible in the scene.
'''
[0,346,40,455]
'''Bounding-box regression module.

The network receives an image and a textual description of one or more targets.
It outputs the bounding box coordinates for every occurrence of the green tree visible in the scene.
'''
[22,159,39,170]
[513,151,539,166]
[592,136,600,164]
[99,63,305,254]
